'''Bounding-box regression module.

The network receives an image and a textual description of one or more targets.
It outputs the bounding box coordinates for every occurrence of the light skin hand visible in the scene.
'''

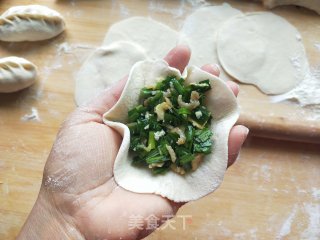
[17,45,248,240]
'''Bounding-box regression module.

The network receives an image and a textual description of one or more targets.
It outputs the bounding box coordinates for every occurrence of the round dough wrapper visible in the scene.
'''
[75,41,147,106]
[216,12,309,94]
[103,17,179,59]
[180,3,242,81]
[103,59,239,202]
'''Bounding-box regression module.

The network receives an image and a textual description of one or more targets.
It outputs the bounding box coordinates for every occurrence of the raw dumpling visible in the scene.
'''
[216,12,309,94]
[75,41,147,106]
[0,56,37,93]
[0,5,65,42]
[103,59,239,202]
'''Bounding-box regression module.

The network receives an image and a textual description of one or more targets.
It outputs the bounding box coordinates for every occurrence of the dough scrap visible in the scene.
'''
[75,41,147,106]
[0,5,65,42]
[103,59,239,202]
[263,0,320,15]
[0,56,37,93]
[103,17,179,59]
[217,12,309,94]
[180,3,242,81]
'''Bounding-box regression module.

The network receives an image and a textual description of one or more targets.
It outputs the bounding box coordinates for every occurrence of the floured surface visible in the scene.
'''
[1,0,320,239]
[103,60,239,202]
[271,66,320,118]
[146,137,320,240]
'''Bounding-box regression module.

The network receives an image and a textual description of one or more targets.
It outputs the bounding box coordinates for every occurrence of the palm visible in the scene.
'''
[43,109,176,240]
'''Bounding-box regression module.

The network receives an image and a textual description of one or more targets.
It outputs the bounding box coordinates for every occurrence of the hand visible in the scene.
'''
[18,46,248,240]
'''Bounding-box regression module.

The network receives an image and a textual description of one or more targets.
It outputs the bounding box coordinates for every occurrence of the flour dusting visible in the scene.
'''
[148,0,185,18]
[119,3,130,17]
[270,67,320,120]
[21,107,40,122]
[57,42,95,55]
[186,0,209,7]
[148,0,209,19]
[277,205,297,239]
[312,188,320,201]
[217,221,232,237]
[270,42,320,118]
[301,203,320,239]
[260,164,272,182]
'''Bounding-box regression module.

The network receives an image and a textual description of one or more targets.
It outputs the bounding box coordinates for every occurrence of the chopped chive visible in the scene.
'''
[144,131,156,152]
[178,107,191,115]
[127,75,213,175]
[172,78,184,95]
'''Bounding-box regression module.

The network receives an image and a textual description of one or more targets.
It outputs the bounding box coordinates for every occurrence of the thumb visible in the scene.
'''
[84,76,128,116]
[62,77,127,128]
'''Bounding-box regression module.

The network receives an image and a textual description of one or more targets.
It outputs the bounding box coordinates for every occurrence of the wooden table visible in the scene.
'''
[0,0,319,239]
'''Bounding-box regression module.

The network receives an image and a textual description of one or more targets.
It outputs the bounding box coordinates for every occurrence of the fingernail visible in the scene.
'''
[242,126,249,140]
[179,44,191,51]
[208,64,219,73]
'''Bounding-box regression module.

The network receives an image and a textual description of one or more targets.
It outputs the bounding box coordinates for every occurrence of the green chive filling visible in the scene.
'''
[127,75,213,175]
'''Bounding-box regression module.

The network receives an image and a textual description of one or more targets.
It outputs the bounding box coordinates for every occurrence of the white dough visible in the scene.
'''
[0,5,65,42]
[103,17,179,59]
[75,41,147,106]
[180,3,242,80]
[76,17,179,105]
[217,12,309,94]
[263,0,320,15]
[103,59,239,202]
[0,57,37,93]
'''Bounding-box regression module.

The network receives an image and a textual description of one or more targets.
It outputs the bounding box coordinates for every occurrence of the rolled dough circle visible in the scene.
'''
[180,3,242,81]
[216,12,309,94]
[75,41,147,106]
[103,17,179,60]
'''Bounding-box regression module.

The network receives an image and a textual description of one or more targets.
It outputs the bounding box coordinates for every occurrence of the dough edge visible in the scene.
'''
[103,59,239,202]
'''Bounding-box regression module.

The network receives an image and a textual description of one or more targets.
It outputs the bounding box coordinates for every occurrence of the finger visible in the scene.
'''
[201,64,220,77]
[168,200,186,214]
[226,81,240,97]
[164,45,191,73]
[228,125,249,168]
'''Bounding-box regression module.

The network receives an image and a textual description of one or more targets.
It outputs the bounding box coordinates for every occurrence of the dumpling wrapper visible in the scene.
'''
[75,41,147,106]
[216,12,309,95]
[103,59,239,202]
[180,3,242,82]
[103,17,179,60]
